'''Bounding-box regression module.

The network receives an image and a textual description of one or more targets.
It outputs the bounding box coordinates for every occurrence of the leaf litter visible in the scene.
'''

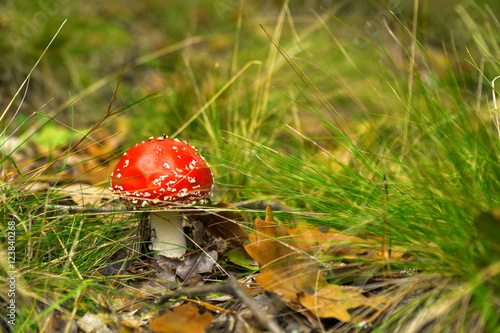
[5,130,419,331]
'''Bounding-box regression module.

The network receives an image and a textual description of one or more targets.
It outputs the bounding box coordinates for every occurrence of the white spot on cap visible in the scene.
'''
[163,162,170,169]
[116,173,121,179]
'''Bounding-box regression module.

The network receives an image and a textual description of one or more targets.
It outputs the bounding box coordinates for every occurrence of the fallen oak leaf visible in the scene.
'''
[245,206,326,304]
[299,284,376,321]
[288,223,369,256]
[149,304,213,333]
[245,206,379,322]
[289,222,408,261]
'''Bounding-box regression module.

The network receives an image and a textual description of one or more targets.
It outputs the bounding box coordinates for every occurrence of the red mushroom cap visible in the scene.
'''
[110,136,213,206]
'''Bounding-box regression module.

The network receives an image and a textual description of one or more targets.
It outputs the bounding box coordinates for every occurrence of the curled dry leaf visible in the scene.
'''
[245,206,378,322]
[203,202,249,248]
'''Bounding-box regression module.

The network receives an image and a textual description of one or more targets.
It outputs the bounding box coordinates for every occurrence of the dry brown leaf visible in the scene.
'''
[245,206,377,322]
[289,222,407,261]
[204,202,249,248]
[288,223,369,255]
[299,284,375,321]
[149,304,213,333]
[245,206,325,304]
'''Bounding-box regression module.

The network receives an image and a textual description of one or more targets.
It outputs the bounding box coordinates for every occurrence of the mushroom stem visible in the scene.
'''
[149,211,187,258]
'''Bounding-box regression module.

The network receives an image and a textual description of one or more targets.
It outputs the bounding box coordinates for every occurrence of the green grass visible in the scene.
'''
[2,0,500,332]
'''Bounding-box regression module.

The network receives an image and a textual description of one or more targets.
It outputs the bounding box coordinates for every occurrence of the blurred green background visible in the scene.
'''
[2,0,500,200]
[3,0,499,137]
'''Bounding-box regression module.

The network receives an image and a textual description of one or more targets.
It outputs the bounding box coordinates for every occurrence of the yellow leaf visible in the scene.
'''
[299,284,373,322]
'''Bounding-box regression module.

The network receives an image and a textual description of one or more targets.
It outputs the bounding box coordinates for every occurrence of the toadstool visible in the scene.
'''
[110,136,214,258]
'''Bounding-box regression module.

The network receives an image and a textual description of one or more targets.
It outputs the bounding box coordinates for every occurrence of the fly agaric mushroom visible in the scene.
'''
[110,136,214,258]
